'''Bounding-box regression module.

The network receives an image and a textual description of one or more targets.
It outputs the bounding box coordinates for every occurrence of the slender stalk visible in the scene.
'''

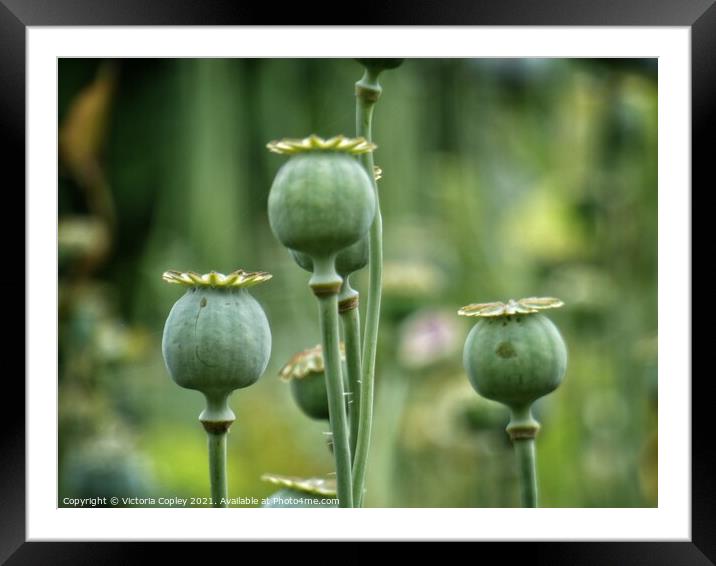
[206,430,228,507]
[507,405,540,508]
[339,283,362,460]
[353,68,383,506]
[200,394,234,508]
[513,438,538,508]
[317,292,354,508]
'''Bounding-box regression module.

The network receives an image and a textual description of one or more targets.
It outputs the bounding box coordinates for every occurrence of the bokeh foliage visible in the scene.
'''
[58,58,657,508]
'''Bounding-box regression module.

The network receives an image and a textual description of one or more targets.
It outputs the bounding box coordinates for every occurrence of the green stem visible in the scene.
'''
[507,405,540,508]
[514,438,538,508]
[317,292,354,508]
[353,68,383,507]
[200,393,234,508]
[339,283,362,460]
[206,430,228,508]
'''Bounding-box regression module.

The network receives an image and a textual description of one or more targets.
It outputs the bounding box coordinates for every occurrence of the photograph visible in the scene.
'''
[57,56,658,510]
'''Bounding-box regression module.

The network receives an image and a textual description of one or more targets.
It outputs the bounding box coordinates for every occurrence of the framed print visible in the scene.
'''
[5,0,705,561]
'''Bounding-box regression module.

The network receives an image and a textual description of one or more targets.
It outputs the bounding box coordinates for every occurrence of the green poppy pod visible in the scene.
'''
[459,298,567,411]
[279,344,347,421]
[291,373,330,421]
[161,270,272,425]
[267,135,377,293]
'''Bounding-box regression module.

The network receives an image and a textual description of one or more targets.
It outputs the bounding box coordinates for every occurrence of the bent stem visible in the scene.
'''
[352,67,383,507]
[317,292,354,508]
[339,282,362,460]
[507,405,540,508]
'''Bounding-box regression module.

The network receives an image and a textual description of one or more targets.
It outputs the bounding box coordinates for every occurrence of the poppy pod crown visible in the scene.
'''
[162,269,271,288]
[261,473,338,508]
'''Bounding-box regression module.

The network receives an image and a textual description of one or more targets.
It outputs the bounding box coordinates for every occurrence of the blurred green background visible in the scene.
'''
[58,58,657,508]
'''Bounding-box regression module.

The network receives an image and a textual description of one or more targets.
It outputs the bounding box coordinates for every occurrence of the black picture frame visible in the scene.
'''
[4,0,703,561]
